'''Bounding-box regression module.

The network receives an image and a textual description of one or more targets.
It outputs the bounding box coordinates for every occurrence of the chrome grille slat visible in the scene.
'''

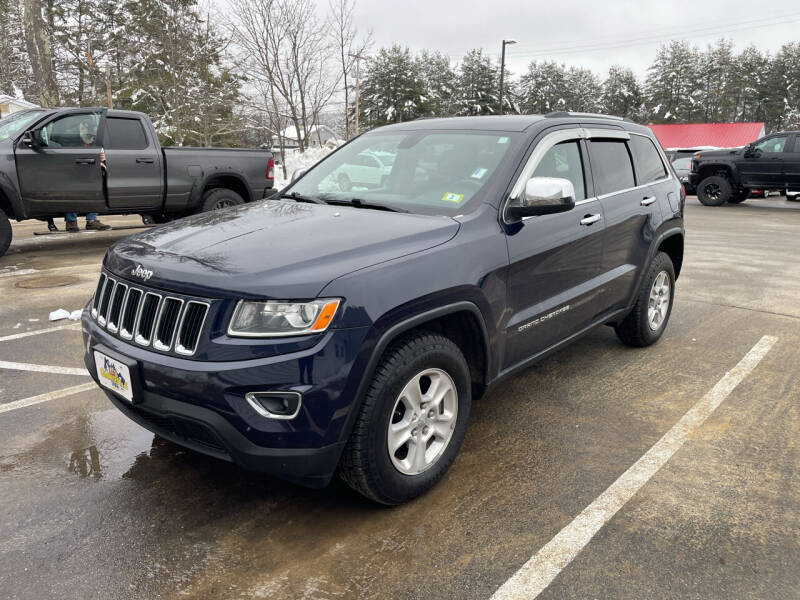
[98,278,116,326]
[90,271,208,356]
[153,297,183,351]
[175,302,209,356]
[107,283,128,333]
[120,288,142,340]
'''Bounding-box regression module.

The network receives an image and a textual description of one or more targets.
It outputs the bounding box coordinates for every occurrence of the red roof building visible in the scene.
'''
[647,122,765,150]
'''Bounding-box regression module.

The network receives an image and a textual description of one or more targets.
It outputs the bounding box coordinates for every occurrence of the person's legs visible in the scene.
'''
[85,213,110,231]
[65,213,79,232]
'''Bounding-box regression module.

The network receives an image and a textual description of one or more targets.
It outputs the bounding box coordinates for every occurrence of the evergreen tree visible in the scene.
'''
[602,65,644,119]
[645,40,702,122]
[418,50,456,117]
[564,66,602,112]
[0,0,32,97]
[518,61,569,114]
[360,45,428,127]
[453,48,498,115]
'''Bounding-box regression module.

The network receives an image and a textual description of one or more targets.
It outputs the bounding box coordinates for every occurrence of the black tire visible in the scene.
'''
[339,332,471,505]
[728,189,748,204]
[141,214,172,225]
[614,252,676,347]
[200,188,245,212]
[0,209,11,257]
[697,175,731,206]
[787,193,800,202]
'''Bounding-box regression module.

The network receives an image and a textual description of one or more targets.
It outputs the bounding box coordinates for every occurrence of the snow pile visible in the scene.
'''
[273,141,342,189]
[49,309,83,321]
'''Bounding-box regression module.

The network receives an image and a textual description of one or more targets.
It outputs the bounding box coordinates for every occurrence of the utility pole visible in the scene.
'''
[104,63,113,109]
[349,52,364,135]
[499,39,517,115]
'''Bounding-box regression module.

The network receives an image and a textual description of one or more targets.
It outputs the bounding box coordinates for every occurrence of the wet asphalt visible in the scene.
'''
[0,199,798,600]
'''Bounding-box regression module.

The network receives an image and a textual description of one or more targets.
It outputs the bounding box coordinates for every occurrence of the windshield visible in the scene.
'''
[286,130,520,216]
[672,157,692,169]
[0,110,45,141]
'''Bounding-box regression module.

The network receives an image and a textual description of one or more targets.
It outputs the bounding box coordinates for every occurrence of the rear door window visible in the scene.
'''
[629,135,667,184]
[587,140,635,196]
[105,117,149,150]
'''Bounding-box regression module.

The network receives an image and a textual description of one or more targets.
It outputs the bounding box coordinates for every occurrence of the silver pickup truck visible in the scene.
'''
[0,107,275,256]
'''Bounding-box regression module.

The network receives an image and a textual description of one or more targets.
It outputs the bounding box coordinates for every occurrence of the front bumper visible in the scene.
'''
[83,314,371,487]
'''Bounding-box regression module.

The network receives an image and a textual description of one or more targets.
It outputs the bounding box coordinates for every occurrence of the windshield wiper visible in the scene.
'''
[325,198,409,213]
[277,191,327,205]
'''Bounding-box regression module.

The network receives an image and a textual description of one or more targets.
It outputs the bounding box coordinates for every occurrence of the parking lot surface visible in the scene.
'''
[1,200,798,599]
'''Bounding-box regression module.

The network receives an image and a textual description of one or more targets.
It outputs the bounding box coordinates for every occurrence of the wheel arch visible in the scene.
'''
[655,230,684,279]
[697,162,736,183]
[197,172,252,204]
[338,301,491,446]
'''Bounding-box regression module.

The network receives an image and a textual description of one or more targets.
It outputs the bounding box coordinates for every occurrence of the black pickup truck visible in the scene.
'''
[689,130,800,205]
[0,107,275,256]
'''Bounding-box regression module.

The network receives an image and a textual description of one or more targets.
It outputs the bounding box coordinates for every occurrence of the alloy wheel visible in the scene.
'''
[647,271,670,331]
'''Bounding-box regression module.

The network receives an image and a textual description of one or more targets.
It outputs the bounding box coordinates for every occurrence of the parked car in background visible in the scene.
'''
[83,112,684,505]
[787,189,800,201]
[690,131,800,206]
[671,157,695,194]
[326,151,392,191]
[0,107,274,257]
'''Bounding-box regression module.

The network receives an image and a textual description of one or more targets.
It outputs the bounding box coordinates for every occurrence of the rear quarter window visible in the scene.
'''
[629,135,668,184]
[587,140,635,196]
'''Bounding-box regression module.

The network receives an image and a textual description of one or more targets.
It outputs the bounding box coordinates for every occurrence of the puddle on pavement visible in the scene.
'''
[15,275,79,289]
[63,409,157,480]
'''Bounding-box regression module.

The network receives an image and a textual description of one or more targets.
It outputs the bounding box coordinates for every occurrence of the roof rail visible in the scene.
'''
[544,111,628,121]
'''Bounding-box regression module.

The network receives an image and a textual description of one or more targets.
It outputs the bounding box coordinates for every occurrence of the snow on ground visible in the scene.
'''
[273,142,342,189]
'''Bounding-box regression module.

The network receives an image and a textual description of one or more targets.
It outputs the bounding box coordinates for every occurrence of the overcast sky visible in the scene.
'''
[349,0,800,77]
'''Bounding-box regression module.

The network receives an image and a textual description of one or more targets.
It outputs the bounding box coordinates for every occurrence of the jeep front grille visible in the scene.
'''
[90,272,209,356]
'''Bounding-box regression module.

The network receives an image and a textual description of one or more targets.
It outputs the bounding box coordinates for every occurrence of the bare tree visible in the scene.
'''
[229,0,338,154]
[328,0,365,140]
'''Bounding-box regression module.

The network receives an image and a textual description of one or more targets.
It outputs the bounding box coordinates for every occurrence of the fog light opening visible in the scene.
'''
[245,391,302,420]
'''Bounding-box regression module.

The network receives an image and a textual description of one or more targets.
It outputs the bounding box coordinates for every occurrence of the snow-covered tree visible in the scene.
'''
[0,0,33,97]
[645,40,703,122]
[518,61,569,114]
[602,65,644,119]
[453,48,498,116]
[359,45,428,127]
[418,50,456,117]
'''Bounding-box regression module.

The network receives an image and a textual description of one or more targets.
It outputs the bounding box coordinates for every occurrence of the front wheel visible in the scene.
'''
[614,252,676,347]
[339,332,471,505]
[697,175,731,206]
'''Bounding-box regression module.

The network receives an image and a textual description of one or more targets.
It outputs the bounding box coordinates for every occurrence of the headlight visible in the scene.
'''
[228,298,341,337]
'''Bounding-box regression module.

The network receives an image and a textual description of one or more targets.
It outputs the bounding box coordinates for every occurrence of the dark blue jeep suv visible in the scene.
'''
[83,113,685,504]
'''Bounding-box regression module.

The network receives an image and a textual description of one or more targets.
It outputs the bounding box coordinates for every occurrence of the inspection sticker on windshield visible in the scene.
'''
[441,192,464,203]
[497,137,509,144]
[471,167,488,179]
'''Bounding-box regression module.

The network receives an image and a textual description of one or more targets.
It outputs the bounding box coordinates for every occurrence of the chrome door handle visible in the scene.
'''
[580,214,601,226]
[75,158,96,165]
[641,196,657,206]
[136,157,155,164]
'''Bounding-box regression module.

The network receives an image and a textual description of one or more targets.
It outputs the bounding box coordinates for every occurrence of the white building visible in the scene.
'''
[278,124,338,150]
[0,94,40,118]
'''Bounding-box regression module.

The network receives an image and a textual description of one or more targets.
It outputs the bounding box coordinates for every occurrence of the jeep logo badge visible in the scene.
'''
[131,264,153,282]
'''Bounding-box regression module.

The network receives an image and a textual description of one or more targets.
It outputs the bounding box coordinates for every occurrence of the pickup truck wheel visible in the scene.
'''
[614,252,675,347]
[0,209,11,257]
[697,175,731,206]
[200,188,245,212]
[339,332,471,505]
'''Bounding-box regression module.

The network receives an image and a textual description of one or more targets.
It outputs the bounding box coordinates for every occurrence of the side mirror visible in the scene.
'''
[744,143,758,158]
[507,177,576,219]
[20,131,36,148]
[290,168,308,183]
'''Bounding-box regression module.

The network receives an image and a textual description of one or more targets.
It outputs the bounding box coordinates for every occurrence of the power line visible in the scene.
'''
[507,13,800,59]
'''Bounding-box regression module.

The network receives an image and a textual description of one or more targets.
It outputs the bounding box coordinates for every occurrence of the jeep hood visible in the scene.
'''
[104,200,460,299]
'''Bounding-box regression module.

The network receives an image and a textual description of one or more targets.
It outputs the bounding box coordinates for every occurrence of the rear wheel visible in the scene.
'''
[0,209,11,257]
[615,252,675,347]
[697,175,731,206]
[200,188,245,212]
[339,332,471,505]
